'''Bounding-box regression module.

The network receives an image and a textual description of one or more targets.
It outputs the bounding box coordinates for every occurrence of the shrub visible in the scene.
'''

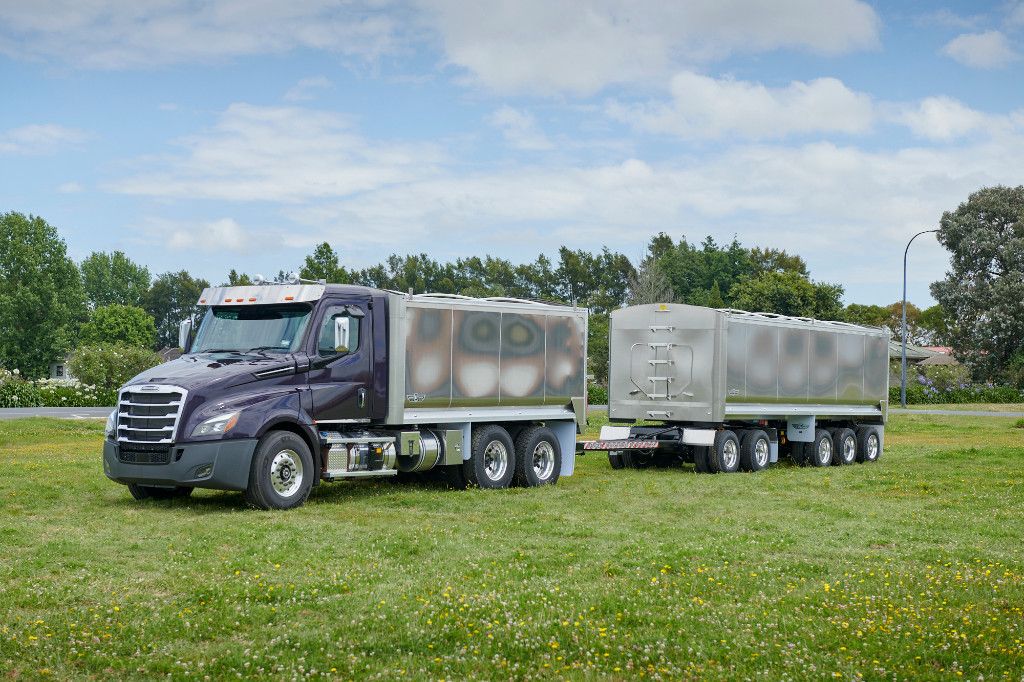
[0,369,42,408]
[80,304,157,349]
[888,380,1024,405]
[587,383,608,405]
[34,378,117,407]
[67,343,162,394]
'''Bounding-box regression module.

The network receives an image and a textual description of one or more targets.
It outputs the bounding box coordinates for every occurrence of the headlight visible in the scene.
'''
[191,411,240,438]
[105,410,117,439]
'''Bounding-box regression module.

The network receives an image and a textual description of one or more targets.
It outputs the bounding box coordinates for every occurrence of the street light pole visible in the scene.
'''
[901,229,939,407]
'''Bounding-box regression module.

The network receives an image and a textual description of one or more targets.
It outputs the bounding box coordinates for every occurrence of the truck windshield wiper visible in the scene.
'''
[196,348,244,354]
[245,346,287,354]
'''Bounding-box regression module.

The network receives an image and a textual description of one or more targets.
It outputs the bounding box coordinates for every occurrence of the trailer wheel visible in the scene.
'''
[127,484,193,500]
[513,426,561,486]
[621,451,653,469]
[831,428,857,465]
[788,442,807,466]
[710,430,741,473]
[608,451,625,469]
[464,424,516,488]
[691,446,710,473]
[739,430,770,472]
[809,429,833,467]
[245,431,314,510]
[856,426,882,463]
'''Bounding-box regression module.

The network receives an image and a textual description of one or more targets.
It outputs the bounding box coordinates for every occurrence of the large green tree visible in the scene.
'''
[0,212,87,378]
[145,271,210,348]
[80,304,157,348]
[299,242,349,284]
[730,270,844,319]
[931,185,1024,380]
[80,250,150,309]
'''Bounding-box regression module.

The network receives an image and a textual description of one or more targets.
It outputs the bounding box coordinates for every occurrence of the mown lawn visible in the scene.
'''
[1,414,1023,680]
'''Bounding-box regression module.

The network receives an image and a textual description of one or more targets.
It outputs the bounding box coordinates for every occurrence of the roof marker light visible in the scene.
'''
[248,297,257,302]
[284,295,295,301]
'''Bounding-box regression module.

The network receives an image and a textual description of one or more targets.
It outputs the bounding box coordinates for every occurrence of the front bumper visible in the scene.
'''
[103,438,259,491]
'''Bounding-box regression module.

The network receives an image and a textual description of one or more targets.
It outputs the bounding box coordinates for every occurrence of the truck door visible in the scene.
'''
[307,299,372,423]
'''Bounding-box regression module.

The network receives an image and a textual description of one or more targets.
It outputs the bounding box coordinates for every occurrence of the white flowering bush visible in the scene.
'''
[0,369,42,408]
[34,378,115,407]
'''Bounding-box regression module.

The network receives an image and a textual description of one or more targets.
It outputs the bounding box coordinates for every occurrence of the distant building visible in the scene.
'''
[48,355,76,381]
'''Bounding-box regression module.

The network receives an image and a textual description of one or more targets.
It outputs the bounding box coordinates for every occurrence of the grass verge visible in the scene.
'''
[1,414,1023,680]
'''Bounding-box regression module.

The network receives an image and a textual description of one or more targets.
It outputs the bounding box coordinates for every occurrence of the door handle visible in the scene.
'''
[357,388,367,409]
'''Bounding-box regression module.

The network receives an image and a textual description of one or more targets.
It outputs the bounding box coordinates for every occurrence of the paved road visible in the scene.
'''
[1,406,1021,420]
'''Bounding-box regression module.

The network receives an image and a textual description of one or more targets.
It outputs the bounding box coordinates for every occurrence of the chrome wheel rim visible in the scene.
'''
[722,438,739,470]
[867,434,879,460]
[270,449,303,498]
[754,438,769,467]
[842,435,856,462]
[483,440,508,481]
[532,441,556,480]
[818,438,832,465]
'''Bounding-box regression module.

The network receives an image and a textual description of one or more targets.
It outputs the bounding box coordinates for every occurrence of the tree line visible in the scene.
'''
[2,185,1021,386]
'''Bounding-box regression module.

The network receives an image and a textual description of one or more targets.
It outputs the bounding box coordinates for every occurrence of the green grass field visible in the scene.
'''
[2,414,1023,680]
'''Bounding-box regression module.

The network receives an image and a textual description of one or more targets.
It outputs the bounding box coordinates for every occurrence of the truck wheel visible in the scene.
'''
[856,426,882,463]
[809,429,833,467]
[739,430,770,472]
[831,428,857,465]
[464,424,516,488]
[608,451,625,469]
[442,464,468,490]
[513,426,561,487]
[789,442,808,466]
[692,446,711,473]
[245,431,314,510]
[710,430,741,473]
[127,484,193,500]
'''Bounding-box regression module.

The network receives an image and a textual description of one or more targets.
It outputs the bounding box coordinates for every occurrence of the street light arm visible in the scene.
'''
[900,228,940,408]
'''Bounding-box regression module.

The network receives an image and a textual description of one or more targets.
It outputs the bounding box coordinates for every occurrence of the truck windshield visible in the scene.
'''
[191,305,312,355]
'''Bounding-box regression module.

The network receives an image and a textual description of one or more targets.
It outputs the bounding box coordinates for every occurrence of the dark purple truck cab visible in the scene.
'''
[103,283,587,509]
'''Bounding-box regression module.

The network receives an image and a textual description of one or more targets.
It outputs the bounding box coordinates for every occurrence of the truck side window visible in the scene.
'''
[318,307,360,355]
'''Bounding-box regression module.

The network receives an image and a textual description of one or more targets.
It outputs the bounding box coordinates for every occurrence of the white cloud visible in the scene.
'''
[488,106,553,150]
[58,181,83,193]
[0,124,87,155]
[941,30,1019,68]
[153,217,250,252]
[608,71,875,140]
[108,103,443,202]
[284,76,333,102]
[896,96,993,140]
[915,9,984,30]
[0,0,398,68]
[419,0,880,95]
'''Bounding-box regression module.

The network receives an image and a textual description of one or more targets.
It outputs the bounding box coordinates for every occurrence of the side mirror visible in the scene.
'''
[333,316,351,353]
[178,318,193,352]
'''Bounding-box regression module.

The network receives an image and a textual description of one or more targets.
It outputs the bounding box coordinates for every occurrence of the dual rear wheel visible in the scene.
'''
[462,424,561,489]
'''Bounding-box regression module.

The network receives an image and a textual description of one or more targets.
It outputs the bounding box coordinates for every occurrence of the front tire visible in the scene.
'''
[513,426,561,487]
[127,484,192,500]
[245,431,314,510]
[464,425,516,488]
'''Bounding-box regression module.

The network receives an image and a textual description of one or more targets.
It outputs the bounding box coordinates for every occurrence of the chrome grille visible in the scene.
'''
[117,385,188,444]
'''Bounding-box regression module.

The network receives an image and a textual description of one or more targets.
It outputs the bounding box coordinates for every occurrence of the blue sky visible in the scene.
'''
[2,1,1023,307]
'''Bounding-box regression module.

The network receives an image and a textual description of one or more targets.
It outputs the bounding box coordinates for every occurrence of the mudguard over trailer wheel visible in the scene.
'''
[693,446,711,473]
[856,426,882,463]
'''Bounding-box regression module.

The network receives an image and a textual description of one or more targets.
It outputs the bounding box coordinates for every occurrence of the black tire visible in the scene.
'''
[789,441,808,466]
[831,428,857,466]
[608,451,625,469]
[692,446,711,473]
[739,430,770,472]
[127,484,193,500]
[856,426,882,463]
[464,424,516,488]
[710,430,741,473]
[513,426,561,487]
[621,450,654,469]
[245,431,315,510]
[808,428,834,467]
